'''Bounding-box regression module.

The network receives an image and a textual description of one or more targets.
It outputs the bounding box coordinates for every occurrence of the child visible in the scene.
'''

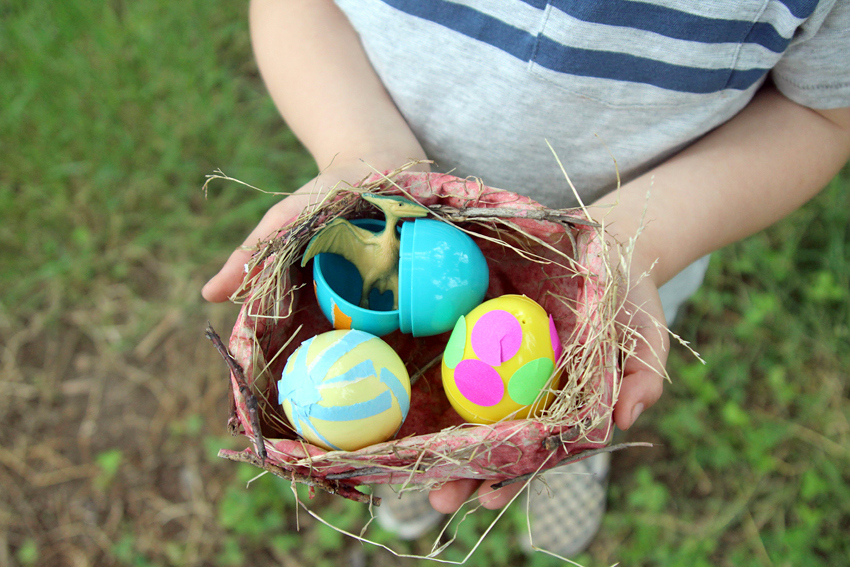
[203,0,850,555]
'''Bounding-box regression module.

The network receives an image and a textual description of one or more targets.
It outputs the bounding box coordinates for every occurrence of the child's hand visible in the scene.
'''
[427,249,668,513]
[202,164,376,303]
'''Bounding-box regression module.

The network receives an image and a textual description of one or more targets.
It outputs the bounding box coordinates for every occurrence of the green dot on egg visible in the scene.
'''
[507,357,555,405]
[443,315,467,370]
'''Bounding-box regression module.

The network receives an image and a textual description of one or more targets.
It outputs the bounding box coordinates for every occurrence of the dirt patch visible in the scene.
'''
[0,267,250,566]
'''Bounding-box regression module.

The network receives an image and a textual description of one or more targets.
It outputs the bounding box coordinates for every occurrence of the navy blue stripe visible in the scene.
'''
[746,22,791,53]
[518,0,548,8]
[549,0,790,53]
[535,36,769,93]
[380,0,776,93]
[530,0,819,22]
[781,0,819,19]
[381,0,536,61]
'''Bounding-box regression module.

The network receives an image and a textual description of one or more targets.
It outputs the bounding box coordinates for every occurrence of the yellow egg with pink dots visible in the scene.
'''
[441,295,563,424]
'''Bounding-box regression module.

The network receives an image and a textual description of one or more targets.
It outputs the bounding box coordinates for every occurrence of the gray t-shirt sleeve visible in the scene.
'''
[772,0,850,109]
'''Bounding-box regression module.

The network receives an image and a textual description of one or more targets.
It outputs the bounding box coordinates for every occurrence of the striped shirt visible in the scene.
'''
[334,0,850,207]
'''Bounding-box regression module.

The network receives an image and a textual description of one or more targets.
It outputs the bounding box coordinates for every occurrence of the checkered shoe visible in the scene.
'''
[373,453,609,549]
[525,452,610,557]
[374,485,445,540]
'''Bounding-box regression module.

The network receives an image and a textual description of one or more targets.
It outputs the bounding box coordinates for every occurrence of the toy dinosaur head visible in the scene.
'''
[362,193,429,219]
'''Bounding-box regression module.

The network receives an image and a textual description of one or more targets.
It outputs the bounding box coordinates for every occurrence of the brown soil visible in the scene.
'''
[0,266,254,565]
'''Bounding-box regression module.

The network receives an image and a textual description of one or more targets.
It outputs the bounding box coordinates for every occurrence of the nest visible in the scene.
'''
[210,165,632,506]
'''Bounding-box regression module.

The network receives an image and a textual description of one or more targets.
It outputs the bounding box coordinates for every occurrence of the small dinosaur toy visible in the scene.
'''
[301,193,430,309]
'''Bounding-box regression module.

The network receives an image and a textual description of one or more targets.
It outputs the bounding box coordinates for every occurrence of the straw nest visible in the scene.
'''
[209,164,635,506]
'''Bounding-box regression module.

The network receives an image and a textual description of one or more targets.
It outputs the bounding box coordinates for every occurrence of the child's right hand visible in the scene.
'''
[202,163,378,303]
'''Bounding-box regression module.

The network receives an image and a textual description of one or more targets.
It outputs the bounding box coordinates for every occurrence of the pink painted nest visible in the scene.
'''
[212,169,622,505]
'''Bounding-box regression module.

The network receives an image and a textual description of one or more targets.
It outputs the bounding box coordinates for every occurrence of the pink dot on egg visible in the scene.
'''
[454,359,505,407]
[549,315,562,361]
[470,310,522,366]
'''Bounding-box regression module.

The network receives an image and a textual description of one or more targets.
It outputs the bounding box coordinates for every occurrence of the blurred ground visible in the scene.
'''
[0,288,237,565]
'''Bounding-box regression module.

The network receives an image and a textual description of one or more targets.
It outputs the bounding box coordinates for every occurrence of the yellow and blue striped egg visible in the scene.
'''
[442,295,563,424]
[279,330,411,451]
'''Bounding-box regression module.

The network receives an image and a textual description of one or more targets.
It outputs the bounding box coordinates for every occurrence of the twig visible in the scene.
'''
[409,354,443,386]
[429,205,600,227]
[205,323,268,464]
[325,466,398,481]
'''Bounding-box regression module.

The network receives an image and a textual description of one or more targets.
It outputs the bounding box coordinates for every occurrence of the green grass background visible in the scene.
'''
[2,2,848,566]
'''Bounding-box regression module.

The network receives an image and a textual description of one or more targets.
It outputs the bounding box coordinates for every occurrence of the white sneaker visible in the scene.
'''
[373,485,445,540]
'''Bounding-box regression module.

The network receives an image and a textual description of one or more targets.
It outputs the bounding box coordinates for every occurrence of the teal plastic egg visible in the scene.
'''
[312,218,488,337]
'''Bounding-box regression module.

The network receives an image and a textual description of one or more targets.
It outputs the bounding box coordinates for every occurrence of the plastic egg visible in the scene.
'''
[441,295,563,424]
[278,330,411,451]
[398,218,489,336]
[312,218,488,337]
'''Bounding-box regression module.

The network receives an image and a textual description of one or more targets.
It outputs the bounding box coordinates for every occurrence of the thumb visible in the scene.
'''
[202,193,313,303]
[202,246,257,303]
[612,276,669,430]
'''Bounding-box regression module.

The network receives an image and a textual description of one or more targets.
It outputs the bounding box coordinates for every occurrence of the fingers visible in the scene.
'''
[428,479,481,514]
[613,365,664,430]
[427,478,526,514]
[201,246,256,303]
[613,275,669,430]
[614,312,667,431]
[201,207,291,302]
[202,160,427,303]
[477,480,524,510]
[202,191,317,303]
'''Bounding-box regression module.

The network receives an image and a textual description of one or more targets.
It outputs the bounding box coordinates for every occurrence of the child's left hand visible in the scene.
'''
[427,249,668,513]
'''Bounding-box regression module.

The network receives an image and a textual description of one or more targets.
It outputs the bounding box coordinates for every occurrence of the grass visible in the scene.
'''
[2,1,315,313]
[598,173,850,566]
[1,1,848,566]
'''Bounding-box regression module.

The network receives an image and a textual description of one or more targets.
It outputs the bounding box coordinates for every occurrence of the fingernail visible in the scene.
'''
[630,402,645,428]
